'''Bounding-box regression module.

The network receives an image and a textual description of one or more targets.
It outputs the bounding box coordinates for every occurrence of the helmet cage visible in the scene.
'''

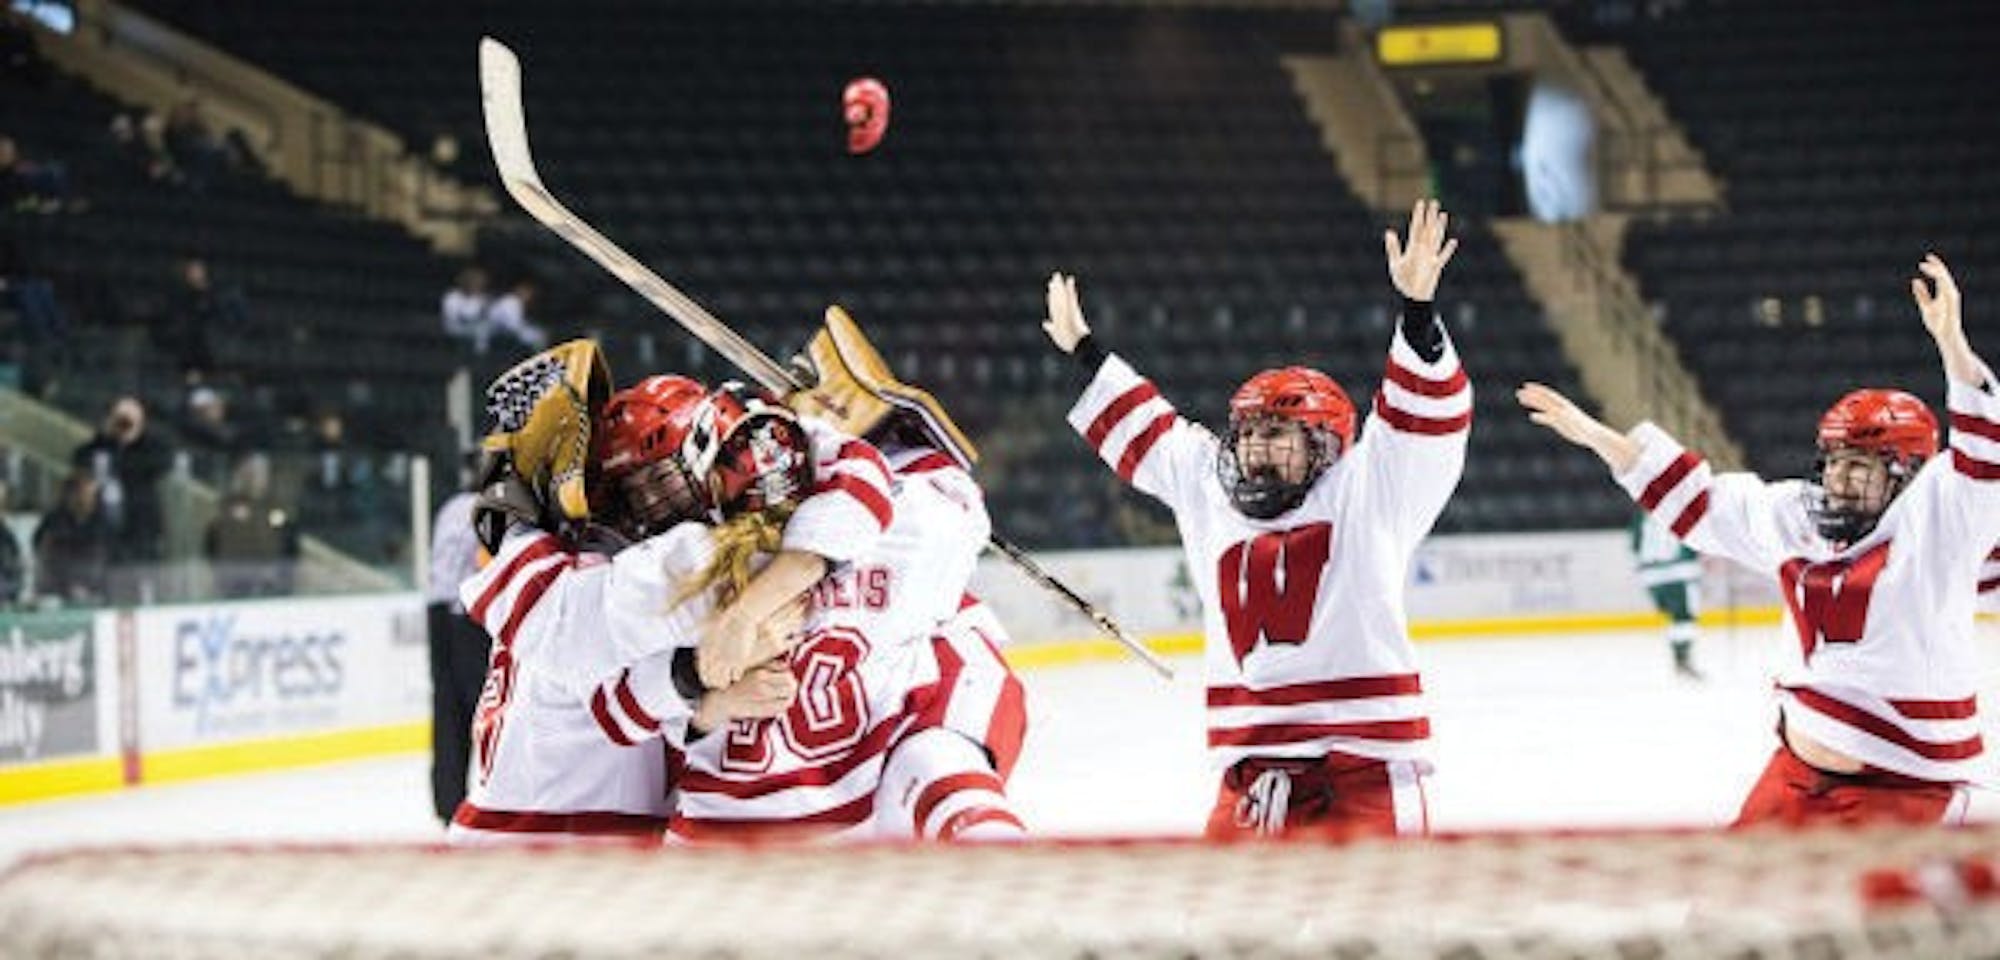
[1803,444,1923,546]
[1217,413,1340,520]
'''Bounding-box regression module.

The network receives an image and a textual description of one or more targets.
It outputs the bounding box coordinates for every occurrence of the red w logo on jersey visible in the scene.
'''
[1217,522,1332,664]
[1780,541,1890,660]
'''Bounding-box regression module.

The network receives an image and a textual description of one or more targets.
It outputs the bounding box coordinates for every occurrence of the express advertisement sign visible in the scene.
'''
[133,594,427,750]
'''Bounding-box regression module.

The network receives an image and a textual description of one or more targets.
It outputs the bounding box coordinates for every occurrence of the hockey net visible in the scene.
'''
[7,824,2000,959]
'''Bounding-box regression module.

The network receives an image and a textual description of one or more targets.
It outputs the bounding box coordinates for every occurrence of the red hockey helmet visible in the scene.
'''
[1808,388,1938,544]
[596,375,707,478]
[684,381,814,520]
[1221,367,1355,519]
[1230,367,1357,450]
[1816,388,1939,464]
[593,374,708,537]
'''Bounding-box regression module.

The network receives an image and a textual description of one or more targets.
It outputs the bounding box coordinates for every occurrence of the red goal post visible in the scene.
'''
[5,824,2000,958]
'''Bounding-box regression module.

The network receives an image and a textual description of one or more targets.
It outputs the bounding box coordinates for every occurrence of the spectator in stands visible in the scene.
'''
[33,468,113,607]
[439,266,491,351]
[106,113,175,185]
[0,134,75,214]
[160,258,241,384]
[181,386,241,455]
[426,456,487,822]
[0,478,23,609]
[481,277,549,356]
[72,396,170,599]
[204,453,298,599]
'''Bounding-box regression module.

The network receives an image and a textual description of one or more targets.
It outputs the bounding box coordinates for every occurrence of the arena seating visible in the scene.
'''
[1594,0,2000,477]
[119,1,1631,542]
[2,55,460,561]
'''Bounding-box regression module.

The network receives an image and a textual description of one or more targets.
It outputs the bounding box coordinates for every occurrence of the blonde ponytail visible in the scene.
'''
[678,504,796,608]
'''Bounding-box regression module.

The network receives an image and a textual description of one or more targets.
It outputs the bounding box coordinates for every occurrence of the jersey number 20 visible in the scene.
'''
[723,627,872,772]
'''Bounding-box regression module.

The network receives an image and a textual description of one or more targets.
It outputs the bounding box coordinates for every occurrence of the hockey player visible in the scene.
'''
[1519,254,1999,827]
[653,309,1029,842]
[448,344,889,843]
[1043,200,1469,840]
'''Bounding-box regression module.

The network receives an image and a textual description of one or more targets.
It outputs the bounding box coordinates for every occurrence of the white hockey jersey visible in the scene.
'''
[669,447,1021,840]
[1616,369,2000,783]
[448,419,897,843]
[1068,327,1471,772]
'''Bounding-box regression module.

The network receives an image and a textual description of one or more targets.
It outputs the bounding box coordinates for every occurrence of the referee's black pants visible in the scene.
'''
[428,602,493,823]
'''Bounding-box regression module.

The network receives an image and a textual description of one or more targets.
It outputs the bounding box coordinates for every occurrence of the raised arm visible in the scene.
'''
[1044,272,1215,509]
[1912,255,2000,540]
[1517,383,1804,571]
[1355,199,1472,545]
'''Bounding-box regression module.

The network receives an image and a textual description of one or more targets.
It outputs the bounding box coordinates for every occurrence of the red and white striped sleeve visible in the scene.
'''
[459,527,574,653]
[1939,372,2000,545]
[1980,545,2000,597]
[585,653,692,749]
[782,418,895,563]
[1065,354,1212,507]
[1354,325,1472,545]
[465,525,714,746]
[1613,423,1805,572]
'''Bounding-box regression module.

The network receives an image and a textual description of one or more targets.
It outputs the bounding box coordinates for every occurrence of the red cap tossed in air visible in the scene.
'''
[844,77,891,155]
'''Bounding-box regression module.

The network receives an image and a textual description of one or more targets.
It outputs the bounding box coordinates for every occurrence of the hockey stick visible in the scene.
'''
[478,38,1173,680]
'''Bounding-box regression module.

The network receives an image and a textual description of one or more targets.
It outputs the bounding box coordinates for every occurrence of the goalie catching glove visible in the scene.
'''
[787,305,979,469]
[473,339,613,553]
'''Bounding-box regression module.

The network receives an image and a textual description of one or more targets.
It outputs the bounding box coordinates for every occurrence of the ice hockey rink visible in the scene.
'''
[6,620,2000,864]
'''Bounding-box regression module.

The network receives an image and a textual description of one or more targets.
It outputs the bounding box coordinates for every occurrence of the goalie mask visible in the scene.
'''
[789,305,978,470]
[684,382,814,521]
[474,339,612,550]
[1805,388,1938,545]
[1219,367,1355,520]
[594,374,708,539]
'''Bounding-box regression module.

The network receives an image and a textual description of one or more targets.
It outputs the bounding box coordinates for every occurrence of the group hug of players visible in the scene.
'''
[450,200,2000,845]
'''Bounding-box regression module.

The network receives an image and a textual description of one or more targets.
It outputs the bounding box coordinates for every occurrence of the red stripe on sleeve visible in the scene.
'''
[1370,391,1471,436]
[1084,382,1160,450]
[468,536,562,626]
[1951,411,2000,444]
[811,473,894,530]
[1668,490,1710,538]
[590,687,634,746]
[495,559,569,649]
[1116,412,1177,483]
[1954,449,2000,481]
[1639,451,1704,511]
[836,440,894,488]
[614,671,661,733]
[899,452,960,475]
[1384,357,1469,398]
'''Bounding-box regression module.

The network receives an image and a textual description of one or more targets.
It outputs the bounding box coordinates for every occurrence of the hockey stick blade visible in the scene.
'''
[477,38,1171,681]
